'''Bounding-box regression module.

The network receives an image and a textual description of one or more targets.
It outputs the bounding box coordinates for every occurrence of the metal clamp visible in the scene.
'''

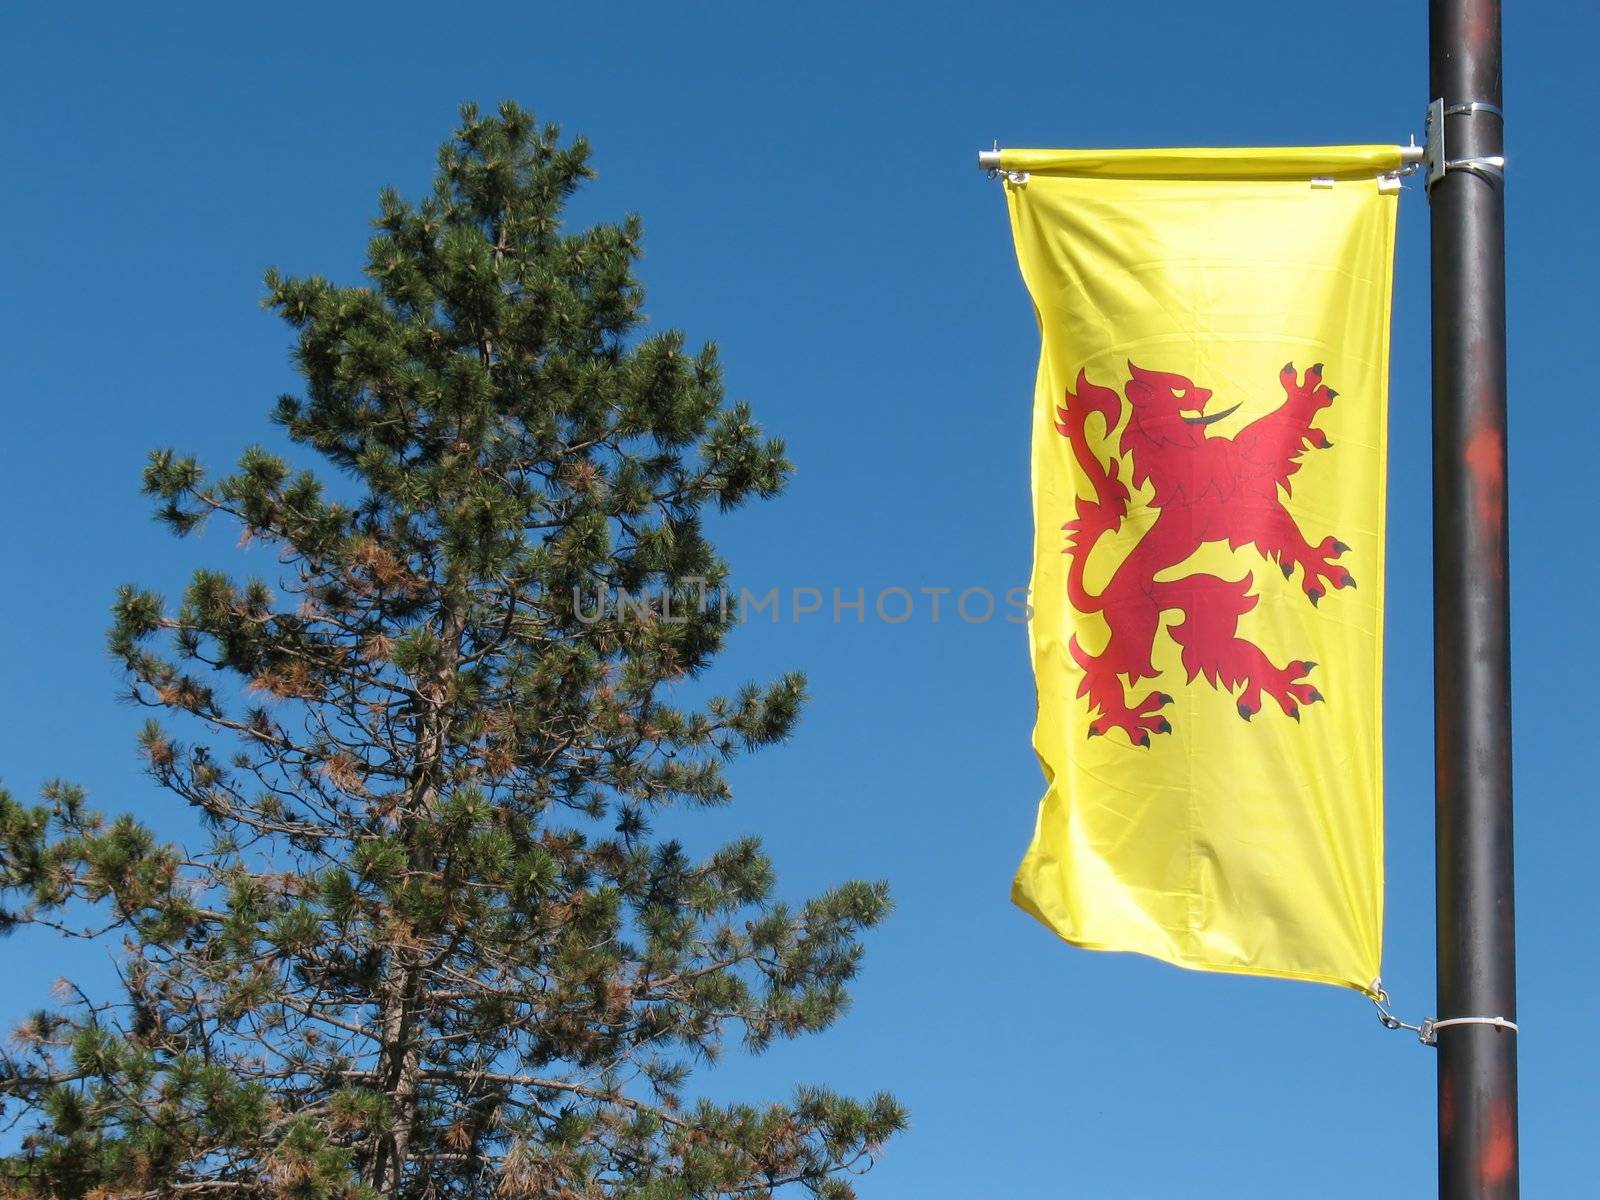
[1426,98,1507,191]
[1418,1015,1519,1046]
[1443,101,1504,119]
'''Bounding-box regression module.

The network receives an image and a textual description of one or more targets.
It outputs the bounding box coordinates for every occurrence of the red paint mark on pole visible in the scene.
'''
[1463,423,1506,539]
[1478,1097,1516,1187]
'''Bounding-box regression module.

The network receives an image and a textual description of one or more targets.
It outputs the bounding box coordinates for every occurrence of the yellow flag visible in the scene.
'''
[1003,146,1399,995]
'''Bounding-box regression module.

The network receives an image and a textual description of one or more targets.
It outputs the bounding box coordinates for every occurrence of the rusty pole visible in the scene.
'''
[1429,1,1518,1196]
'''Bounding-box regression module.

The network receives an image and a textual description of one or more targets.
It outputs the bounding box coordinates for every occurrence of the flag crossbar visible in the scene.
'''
[976,144,1426,174]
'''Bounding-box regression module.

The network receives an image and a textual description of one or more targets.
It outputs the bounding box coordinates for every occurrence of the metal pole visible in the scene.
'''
[1429,1,1518,1197]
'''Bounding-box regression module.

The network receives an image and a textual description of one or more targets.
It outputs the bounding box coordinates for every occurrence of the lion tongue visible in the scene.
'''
[1180,401,1241,426]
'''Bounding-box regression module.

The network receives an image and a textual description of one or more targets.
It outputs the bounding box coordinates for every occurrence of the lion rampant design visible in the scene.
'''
[1060,361,1354,746]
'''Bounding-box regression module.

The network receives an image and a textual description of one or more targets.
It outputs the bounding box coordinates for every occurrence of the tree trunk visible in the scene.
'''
[371,599,465,1195]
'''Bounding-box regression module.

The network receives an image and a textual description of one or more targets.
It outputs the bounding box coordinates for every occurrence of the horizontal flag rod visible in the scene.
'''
[977,144,1426,177]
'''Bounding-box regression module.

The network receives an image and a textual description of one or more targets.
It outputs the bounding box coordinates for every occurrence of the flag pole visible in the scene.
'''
[1428,1,1518,1196]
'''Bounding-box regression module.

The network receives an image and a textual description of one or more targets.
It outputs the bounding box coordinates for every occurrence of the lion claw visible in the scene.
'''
[1237,701,1253,721]
[1281,561,1294,579]
[1332,540,1350,555]
[1156,717,1173,734]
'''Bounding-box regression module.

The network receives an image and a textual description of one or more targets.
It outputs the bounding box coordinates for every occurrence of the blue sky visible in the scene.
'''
[0,2,1592,1195]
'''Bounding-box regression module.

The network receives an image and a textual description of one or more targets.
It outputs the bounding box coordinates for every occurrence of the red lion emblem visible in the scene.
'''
[1059,361,1354,746]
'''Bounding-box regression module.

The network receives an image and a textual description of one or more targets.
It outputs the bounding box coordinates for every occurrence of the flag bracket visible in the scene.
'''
[1425,97,1507,192]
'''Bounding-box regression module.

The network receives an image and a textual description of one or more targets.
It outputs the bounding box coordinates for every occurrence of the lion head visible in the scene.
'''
[1122,362,1239,449]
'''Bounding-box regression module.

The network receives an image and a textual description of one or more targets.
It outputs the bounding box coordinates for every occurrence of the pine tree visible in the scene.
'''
[0,101,904,1199]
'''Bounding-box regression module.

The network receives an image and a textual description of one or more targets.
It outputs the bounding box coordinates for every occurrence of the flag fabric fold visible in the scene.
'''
[1004,146,1398,995]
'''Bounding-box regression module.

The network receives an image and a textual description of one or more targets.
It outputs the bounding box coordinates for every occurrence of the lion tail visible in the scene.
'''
[1056,370,1128,614]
